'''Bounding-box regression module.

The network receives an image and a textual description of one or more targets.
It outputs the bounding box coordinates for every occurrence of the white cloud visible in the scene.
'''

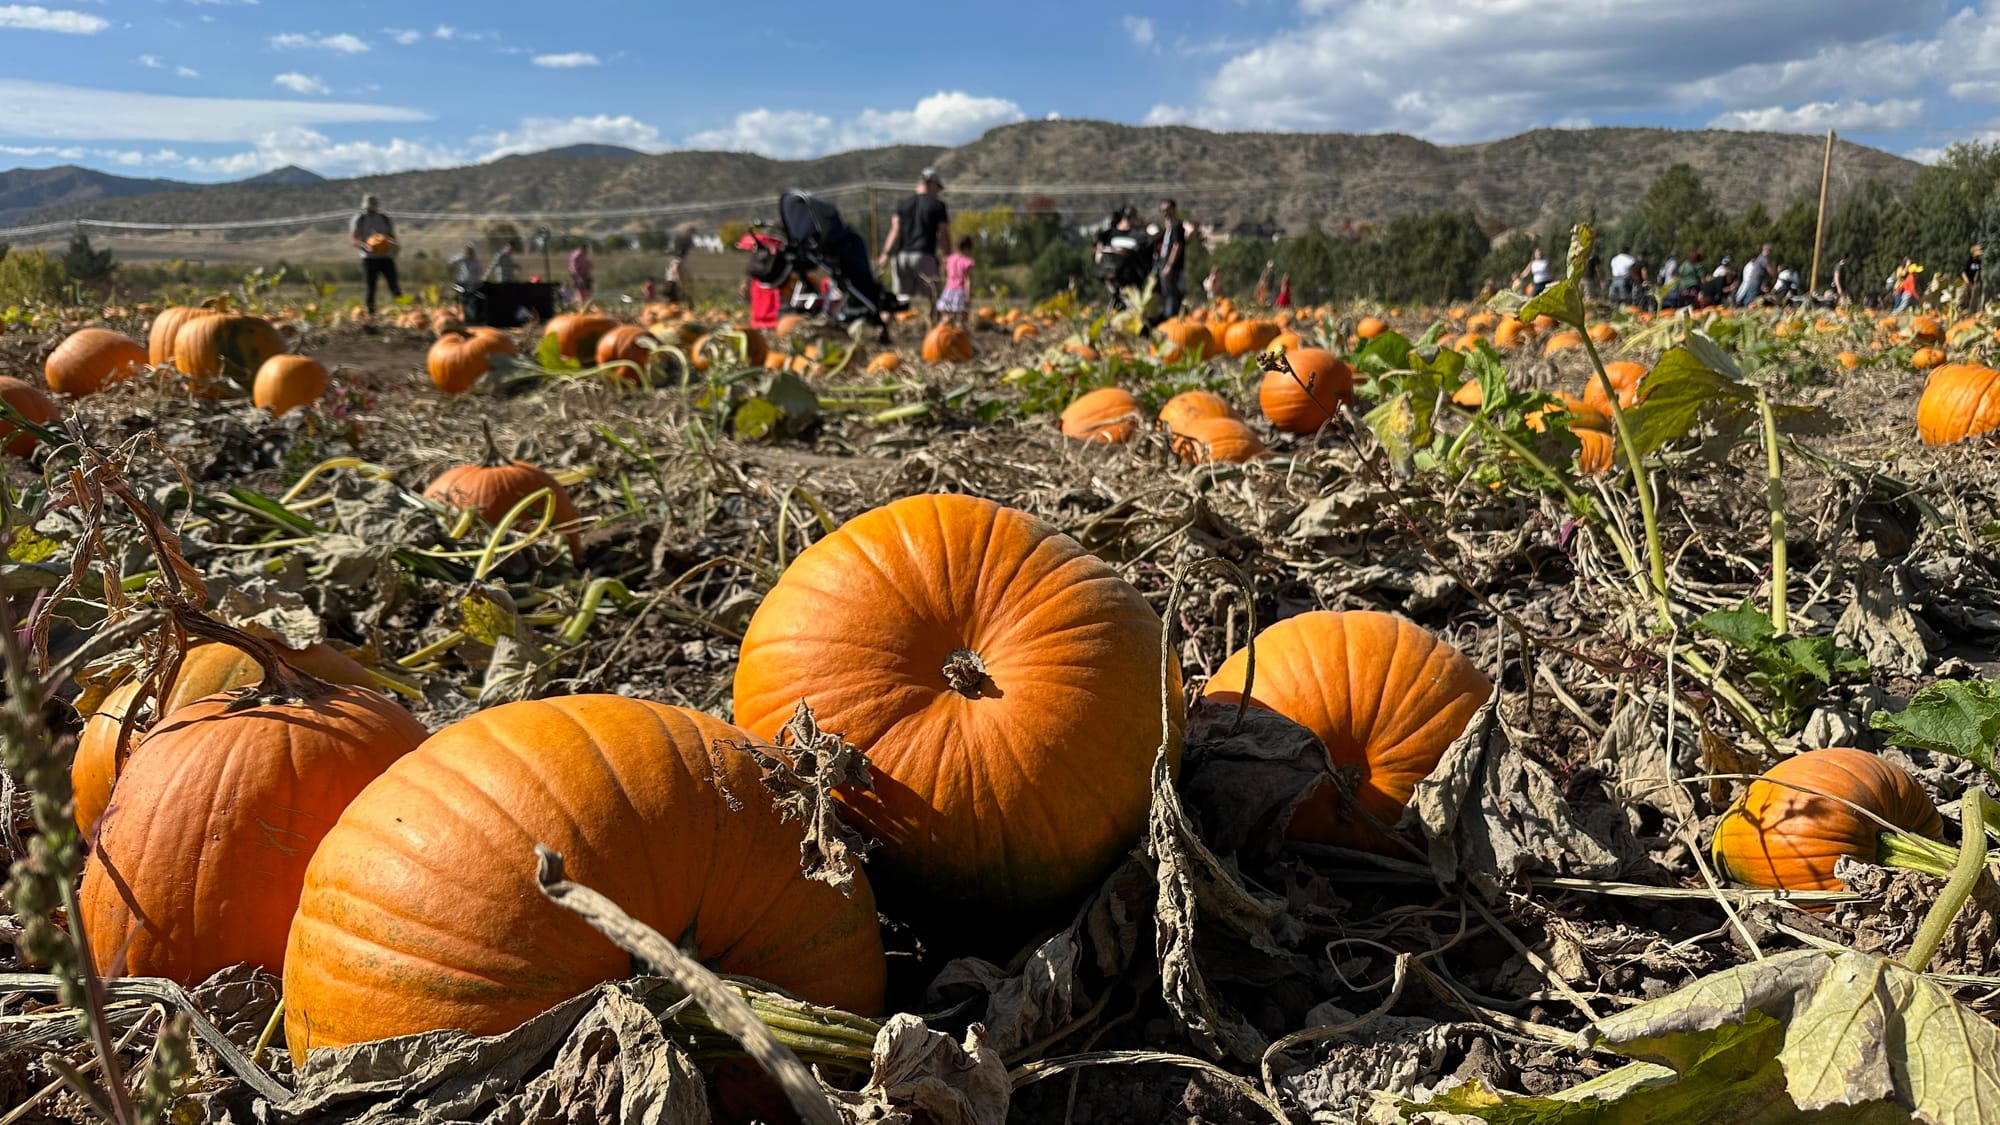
[1150,0,1947,142]
[688,91,1027,158]
[175,65,198,78]
[139,54,163,68]
[532,52,599,68]
[1122,15,1154,47]
[385,27,420,45]
[271,31,369,53]
[1709,97,1925,132]
[433,24,453,39]
[0,5,108,33]
[476,114,665,159]
[272,72,329,95]
[0,79,426,141]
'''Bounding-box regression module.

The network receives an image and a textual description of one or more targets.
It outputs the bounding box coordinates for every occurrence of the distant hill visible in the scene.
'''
[0,123,1925,254]
[238,165,326,187]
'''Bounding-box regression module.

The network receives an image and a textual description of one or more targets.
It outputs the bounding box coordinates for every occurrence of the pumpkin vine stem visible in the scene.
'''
[942,648,990,697]
[1905,789,1991,973]
[476,417,508,469]
[170,605,333,706]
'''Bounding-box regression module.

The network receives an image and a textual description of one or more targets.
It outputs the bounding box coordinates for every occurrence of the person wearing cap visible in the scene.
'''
[877,169,951,317]
[1894,259,1922,312]
[350,194,402,317]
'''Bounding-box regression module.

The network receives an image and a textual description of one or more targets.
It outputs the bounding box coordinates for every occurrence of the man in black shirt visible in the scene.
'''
[877,169,951,316]
[1155,198,1188,321]
[1964,244,1983,310]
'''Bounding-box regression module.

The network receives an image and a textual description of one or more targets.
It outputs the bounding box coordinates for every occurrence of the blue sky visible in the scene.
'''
[0,0,1991,181]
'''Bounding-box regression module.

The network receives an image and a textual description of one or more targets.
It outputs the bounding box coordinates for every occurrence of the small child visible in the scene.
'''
[938,236,975,325]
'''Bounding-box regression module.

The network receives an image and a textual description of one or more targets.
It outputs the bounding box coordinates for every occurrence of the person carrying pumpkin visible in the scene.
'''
[350,194,401,317]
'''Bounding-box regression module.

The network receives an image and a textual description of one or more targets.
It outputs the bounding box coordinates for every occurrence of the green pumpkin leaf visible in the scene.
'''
[1351,329,1413,375]
[1692,600,1776,649]
[1518,278,1584,329]
[731,396,785,440]
[7,527,59,564]
[1871,678,2000,782]
[1620,345,1752,457]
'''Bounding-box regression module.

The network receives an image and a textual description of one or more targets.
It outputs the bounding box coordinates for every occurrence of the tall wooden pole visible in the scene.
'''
[867,187,879,255]
[1808,129,1834,294]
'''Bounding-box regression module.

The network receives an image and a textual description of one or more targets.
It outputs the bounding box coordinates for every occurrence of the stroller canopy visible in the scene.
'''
[778,190,848,246]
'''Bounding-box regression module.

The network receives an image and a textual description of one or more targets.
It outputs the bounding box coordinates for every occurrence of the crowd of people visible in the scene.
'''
[1504,238,1989,314]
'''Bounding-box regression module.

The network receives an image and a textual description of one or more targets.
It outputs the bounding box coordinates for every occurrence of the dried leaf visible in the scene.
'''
[836,1014,1009,1125]
[1835,563,1935,678]
[210,576,325,650]
[1179,695,1332,861]
[726,701,874,894]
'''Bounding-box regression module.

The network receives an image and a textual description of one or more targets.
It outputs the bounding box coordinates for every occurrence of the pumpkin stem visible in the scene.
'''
[942,648,990,697]
[169,605,334,706]
[477,418,508,468]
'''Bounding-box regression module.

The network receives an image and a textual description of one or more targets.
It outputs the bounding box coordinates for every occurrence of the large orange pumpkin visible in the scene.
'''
[1156,319,1217,362]
[73,637,376,837]
[426,328,515,395]
[423,430,583,560]
[1260,348,1354,433]
[593,323,658,380]
[1711,747,1943,892]
[148,306,221,368]
[174,314,283,390]
[1203,610,1491,851]
[1916,363,2000,445]
[733,494,1180,915]
[1172,415,1265,464]
[283,696,886,1058]
[921,323,974,363]
[252,354,328,416]
[46,328,146,397]
[1158,389,1237,435]
[1060,386,1143,444]
[79,632,427,984]
[1223,319,1282,357]
[0,377,59,458]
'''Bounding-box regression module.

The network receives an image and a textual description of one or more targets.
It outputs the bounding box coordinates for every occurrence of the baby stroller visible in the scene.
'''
[1094,217,1155,309]
[746,189,904,341]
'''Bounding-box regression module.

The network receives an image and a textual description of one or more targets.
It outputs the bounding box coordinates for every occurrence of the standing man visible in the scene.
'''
[1156,198,1189,322]
[877,169,950,316]
[1737,243,1772,307]
[664,222,696,302]
[350,194,400,317]
[1608,245,1636,303]
[448,243,481,323]
[1963,243,1984,309]
[1831,254,1851,305]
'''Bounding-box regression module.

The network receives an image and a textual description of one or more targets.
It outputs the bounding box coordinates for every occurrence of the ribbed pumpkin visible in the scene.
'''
[1156,319,1216,362]
[73,637,376,837]
[283,696,886,1059]
[148,306,220,368]
[1172,416,1265,464]
[921,323,974,363]
[1060,386,1143,444]
[1355,316,1388,340]
[174,314,283,389]
[426,330,515,395]
[593,324,657,380]
[1916,363,2000,445]
[733,494,1180,915]
[1911,315,1944,344]
[1911,346,1947,370]
[1203,610,1492,851]
[46,328,146,397]
[1575,425,1615,475]
[78,622,427,984]
[423,426,583,560]
[543,314,618,361]
[1260,348,1354,433]
[1158,389,1237,435]
[0,376,59,458]
[1223,319,1282,357]
[1580,360,1647,418]
[1712,748,1943,892]
[252,354,328,416]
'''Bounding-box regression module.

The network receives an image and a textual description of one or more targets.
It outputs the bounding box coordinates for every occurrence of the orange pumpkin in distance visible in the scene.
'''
[423,429,583,560]
[1203,610,1492,851]
[1172,415,1265,464]
[252,354,328,415]
[46,328,146,397]
[1060,386,1143,444]
[0,377,59,457]
[1260,348,1354,433]
[921,323,974,363]
[1158,389,1237,435]
[1711,748,1943,892]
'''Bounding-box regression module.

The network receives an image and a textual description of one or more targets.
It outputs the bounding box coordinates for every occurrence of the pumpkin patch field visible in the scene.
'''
[5,242,2000,1124]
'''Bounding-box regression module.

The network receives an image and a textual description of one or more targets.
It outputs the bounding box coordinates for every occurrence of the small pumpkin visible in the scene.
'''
[1203,610,1492,851]
[424,424,582,560]
[46,328,146,397]
[593,324,657,380]
[1158,389,1237,435]
[733,494,1180,916]
[1542,330,1584,356]
[543,314,618,361]
[79,616,427,984]
[1156,319,1216,361]
[174,313,284,389]
[1911,346,1947,370]
[427,329,515,395]
[1222,319,1282,357]
[1711,747,1944,892]
[1060,386,1143,444]
[1259,348,1354,433]
[148,306,221,367]
[1916,363,2000,445]
[364,233,396,256]
[284,695,886,1058]
[1172,415,1265,464]
[1580,360,1648,418]
[1355,316,1388,340]
[0,376,59,458]
[73,635,377,837]
[252,354,328,415]
[866,351,903,374]
[921,323,974,363]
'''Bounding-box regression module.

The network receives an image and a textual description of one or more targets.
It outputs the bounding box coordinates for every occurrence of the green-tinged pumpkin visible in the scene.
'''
[174,314,284,389]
